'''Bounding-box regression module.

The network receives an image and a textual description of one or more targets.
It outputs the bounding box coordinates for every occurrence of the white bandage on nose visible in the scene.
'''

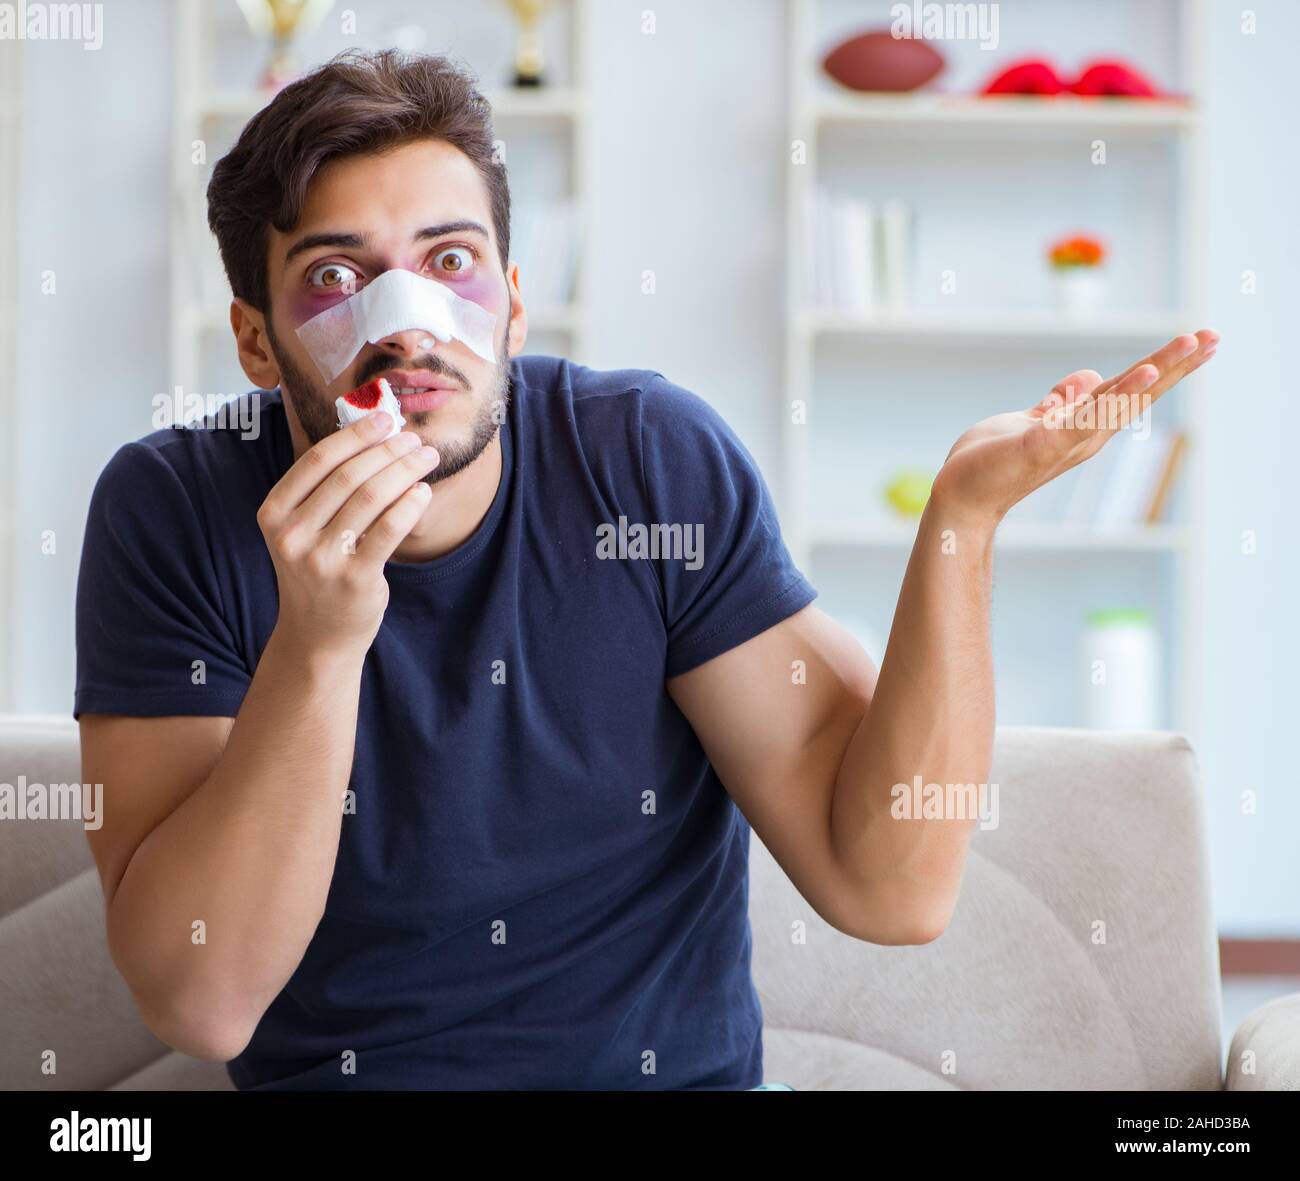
[294,268,499,384]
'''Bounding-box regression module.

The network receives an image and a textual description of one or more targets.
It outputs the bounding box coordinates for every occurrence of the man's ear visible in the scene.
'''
[504,262,527,359]
[231,297,281,390]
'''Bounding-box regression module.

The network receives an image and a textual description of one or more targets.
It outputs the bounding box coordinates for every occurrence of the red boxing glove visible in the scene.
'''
[1071,60,1161,97]
[981,59,1066,95]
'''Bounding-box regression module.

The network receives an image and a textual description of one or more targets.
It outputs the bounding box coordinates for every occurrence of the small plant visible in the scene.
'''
[1049,234,1106,269]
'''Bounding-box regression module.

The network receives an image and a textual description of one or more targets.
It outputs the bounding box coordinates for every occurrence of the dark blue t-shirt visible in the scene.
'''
[74,354,818,1090]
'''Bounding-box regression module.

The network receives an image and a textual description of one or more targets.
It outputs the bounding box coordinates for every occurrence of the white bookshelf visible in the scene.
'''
[783,0,1209,735]
[169,0,594,407]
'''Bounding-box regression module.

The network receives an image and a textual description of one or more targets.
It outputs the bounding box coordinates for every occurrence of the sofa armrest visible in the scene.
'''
[1225,992,1300,1090]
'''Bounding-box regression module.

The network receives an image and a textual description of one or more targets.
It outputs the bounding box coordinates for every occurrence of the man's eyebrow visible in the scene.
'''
[283,231,369,269]
[283,221,491,270]
[414,220,491,243]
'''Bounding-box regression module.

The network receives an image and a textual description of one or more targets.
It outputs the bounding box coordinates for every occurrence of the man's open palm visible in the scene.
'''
[931,328,1219,524]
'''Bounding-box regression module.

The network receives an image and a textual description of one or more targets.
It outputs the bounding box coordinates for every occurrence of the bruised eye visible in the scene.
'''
[308,262,360,292]
[432,245,475,276]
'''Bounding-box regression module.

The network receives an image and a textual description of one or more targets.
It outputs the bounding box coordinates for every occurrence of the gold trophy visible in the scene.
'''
[236,0,337,93]
[502,0,555,88]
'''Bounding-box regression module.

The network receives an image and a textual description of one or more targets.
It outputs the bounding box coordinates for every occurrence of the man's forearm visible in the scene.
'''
[107,624,366,1057]
[827,494,998,939]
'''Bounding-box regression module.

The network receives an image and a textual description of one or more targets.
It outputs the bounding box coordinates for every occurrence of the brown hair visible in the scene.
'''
[206,48,511,314]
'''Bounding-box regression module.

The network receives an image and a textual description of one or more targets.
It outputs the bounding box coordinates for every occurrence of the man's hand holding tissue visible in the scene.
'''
[257,409,440,659]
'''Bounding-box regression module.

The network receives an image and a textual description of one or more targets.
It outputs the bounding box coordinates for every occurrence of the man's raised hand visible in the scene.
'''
[928,328,1219,528]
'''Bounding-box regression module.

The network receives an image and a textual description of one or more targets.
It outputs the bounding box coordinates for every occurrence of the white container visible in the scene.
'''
[878,200,912,316]
[1054,267,1106,318]
[1081,608,1161,730]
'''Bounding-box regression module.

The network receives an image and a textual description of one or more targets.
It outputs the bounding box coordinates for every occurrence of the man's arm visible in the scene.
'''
[82,631,368,1062]
[666,504,990,948]
[668,329,1219,945]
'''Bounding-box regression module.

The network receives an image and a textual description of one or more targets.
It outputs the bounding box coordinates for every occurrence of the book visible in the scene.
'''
[808,187,874,314]
[1144,430,1187,524]
[1076,423,1184,528]
[878,200,912,315]
[1062,433,1122,524]
[1094,424,1169,527]
[840,195,874,316]
[514,197,577,308]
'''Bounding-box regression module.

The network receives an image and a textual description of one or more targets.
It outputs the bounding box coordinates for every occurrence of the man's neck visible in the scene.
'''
[389,430,503,563]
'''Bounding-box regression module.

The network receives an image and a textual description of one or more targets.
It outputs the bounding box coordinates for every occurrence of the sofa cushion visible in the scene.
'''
[748,727,1225,1090]
[763,1026,960,1090]
[0,870,172,1089]
[0,717,97,917]
[111,1052,235,1091]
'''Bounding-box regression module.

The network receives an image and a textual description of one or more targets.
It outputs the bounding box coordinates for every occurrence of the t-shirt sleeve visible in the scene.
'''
[637,372,818,677]
[74,440,253,720]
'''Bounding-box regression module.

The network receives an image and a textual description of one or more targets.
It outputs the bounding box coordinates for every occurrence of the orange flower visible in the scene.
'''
[1049,235,1106,268]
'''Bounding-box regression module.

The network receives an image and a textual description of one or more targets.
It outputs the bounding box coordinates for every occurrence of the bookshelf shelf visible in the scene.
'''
[524,304,587,333]
[196,86,588,124]
[812,93,1198,132]
[798,310,1195,347]
[485,87,589,121]
[784,0,1208,734]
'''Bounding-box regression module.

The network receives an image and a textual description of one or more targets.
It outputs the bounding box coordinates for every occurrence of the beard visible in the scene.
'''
[265,315,512,486]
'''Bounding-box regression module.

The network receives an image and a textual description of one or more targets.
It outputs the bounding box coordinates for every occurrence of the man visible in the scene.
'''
[75,49,1218,1091]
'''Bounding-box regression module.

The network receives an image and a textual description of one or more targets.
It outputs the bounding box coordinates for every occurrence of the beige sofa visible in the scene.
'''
[2,714,1296,1090]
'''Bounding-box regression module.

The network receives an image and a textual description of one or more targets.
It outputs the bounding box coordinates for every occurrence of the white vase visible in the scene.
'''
[1080,609,1161,730]
[1053,267,1106,318]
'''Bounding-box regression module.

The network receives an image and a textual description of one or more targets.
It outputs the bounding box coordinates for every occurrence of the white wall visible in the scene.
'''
[13,1,173,710]
[6,0,1295,934]
[583,0,787,464]
[1198,0,1298,936]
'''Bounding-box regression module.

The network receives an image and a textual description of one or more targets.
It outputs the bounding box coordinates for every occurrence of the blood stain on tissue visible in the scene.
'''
[342,378,387,408]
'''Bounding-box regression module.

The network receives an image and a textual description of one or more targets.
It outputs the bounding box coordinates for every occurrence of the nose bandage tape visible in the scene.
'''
[295,268,498,384]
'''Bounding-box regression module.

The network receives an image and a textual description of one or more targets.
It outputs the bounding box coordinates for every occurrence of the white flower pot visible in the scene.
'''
[1053,267,1106,318]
